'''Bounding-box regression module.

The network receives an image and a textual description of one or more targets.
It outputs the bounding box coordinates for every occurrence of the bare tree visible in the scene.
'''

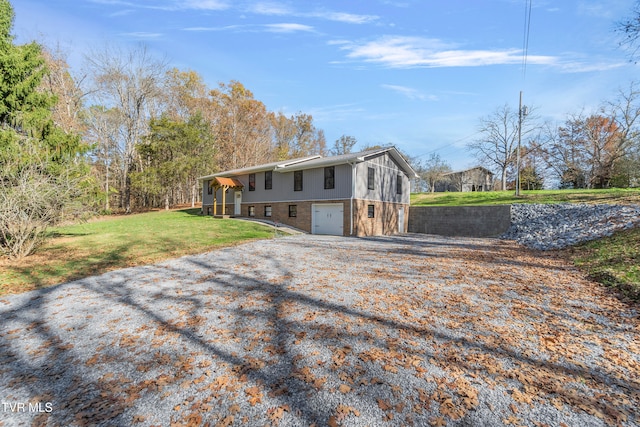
[40,45,89,135]
[537,84,640,188]
[468,104,537,190]
[421,153,451,192]
[617,2,640,61]
[331,135,357,155]
[85,44,167,213]
[85,105,121,211]
[0,149,89,258]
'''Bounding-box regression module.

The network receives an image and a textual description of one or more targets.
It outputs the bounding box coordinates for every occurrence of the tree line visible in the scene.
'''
[463,87,640,191]
[0,0,340,257]
[4,0,640,258]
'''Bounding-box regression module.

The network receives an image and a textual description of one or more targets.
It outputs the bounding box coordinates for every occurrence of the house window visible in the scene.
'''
[396,174,402,195]
[206,206,212,216]
[294,170,303,191]
[249,174,255,191]
[265,171,272,190]
[324,166,335,189]
[248,206,255,217]
[367,167,375,190]
[207,181,213,195]
[289,205,297,217]
[368,204,375,218]
[264,206,272,217]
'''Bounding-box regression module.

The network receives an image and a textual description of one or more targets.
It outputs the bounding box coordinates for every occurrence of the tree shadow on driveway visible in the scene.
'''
[0,234,638,426]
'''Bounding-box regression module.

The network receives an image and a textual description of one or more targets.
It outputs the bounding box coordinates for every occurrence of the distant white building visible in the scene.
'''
[435,166,494,192]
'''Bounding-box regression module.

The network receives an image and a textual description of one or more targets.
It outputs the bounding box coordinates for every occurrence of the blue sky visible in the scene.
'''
[12,0,639,169]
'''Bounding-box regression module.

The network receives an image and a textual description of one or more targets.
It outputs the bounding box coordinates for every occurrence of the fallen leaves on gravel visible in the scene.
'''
[0,236,638,426]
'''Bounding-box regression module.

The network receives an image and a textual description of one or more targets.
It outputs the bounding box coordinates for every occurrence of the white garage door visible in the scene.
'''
[312,203,344,236]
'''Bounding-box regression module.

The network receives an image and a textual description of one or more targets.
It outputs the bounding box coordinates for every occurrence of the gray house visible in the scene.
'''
[198,146,418,236]
[435,166,494,192]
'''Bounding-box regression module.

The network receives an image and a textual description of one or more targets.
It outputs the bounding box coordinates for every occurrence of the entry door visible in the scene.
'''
[313,203,344,235]
[398,207,405,233]
[234,191,242,215]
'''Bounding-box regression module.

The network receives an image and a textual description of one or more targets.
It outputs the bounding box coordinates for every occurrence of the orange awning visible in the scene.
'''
[211,177,244,188]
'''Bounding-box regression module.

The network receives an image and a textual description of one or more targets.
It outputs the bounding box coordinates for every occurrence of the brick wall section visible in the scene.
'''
[238,202,308,233]
[408,205,511,237]
[353,200,409,236]
[205,199,410,237]
[202,204,233,216]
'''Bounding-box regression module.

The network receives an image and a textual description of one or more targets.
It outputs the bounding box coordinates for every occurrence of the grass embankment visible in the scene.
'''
[565,228,640,301]
[411,188,640,206]
[0,209,273,295]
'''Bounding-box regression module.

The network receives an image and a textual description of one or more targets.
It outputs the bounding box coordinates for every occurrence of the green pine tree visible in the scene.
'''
[0,0,93,258]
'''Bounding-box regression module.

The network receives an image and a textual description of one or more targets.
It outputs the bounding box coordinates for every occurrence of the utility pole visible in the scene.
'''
[516,91,527,197]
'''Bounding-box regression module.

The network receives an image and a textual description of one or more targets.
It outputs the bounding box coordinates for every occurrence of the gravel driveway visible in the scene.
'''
[1,234,638,426]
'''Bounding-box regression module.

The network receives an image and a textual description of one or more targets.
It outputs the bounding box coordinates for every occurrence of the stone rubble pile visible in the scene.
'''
[500,203,640,250]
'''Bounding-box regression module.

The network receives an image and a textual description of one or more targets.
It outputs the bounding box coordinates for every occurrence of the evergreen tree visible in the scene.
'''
[0,0,92,258]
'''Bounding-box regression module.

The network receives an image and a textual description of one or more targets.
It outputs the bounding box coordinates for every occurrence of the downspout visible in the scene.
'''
[349,161,356,236]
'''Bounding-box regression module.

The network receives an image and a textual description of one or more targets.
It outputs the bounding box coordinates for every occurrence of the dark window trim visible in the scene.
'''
[249,173,256,191]
[367,204,375,218]
[264,171,272,190]
[294,170,303,191]
[367,167,375,190]
[248,206,255,217]
[207,181,213,195]
[264,206,272,217]
[289,205,297,217]
[324,166,335,189]
[396,174,402,195]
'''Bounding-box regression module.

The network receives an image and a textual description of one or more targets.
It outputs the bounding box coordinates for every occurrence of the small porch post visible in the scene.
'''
[221,185,228,216]
[211,177,243,218]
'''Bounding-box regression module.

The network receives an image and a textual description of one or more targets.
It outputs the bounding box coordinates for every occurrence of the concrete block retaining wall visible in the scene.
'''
[408,205,511,237]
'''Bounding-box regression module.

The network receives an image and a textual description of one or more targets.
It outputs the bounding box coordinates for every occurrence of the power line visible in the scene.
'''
[521,0,533,79]
[413,131,481,159]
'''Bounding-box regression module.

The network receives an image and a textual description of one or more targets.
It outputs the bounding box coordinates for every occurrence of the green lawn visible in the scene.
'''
[0,209,273,295]
[565,227,640,301]
[411,188,640,206]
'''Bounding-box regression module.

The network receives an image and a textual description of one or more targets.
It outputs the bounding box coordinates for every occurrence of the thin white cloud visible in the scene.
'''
[556,60,627,73]
[335,35,558,68]
[109,9,135,17]
[246,2,378,24]
[180,0,230,10]
[248,1,292,15]
[264,23,315,33]
[92,0,374,24]
[304,103,367,122]
[183,23,314,34]
[381,84,436,101]
[120,31,163,38]
[311,11,378,24]
[183,25,239,31]
[89,0,231,11]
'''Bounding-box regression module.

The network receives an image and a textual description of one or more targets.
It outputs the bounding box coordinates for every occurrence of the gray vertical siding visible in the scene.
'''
[202,180,214,206]
[354,154,410,204]
[237,164,353,203]
[202,151,411,209]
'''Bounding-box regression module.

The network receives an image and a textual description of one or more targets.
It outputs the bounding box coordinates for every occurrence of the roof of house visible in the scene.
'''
[210,177,244,188]
[198,155,321,181]
[198,146,418,181]
[442,166,494,176]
